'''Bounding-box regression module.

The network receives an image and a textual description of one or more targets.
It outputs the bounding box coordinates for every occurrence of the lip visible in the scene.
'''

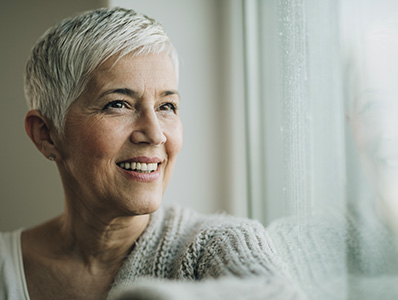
[116,156,163,182]
[117,156,163,164]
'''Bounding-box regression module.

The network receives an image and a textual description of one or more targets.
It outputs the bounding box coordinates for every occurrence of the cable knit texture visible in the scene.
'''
[267,203,398,300]
[107,205,305,300]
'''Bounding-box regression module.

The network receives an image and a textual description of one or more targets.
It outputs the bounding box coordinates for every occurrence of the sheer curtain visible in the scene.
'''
[244,0,398,298]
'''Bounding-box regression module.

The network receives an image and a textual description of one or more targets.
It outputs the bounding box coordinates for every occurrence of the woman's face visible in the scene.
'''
[57,53,182,217]
[350,33,398,224]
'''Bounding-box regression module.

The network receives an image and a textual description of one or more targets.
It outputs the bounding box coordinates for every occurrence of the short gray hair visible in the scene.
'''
[24,7,179,135]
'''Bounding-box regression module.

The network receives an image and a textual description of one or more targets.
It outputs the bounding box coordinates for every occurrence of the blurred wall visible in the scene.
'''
[0,0,248,231]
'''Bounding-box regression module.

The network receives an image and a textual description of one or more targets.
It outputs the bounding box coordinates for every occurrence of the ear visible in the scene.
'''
[25,110,62,161]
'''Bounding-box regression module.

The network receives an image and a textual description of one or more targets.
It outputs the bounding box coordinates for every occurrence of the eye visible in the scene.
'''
[103,100,128,110]
[158,102,177,112]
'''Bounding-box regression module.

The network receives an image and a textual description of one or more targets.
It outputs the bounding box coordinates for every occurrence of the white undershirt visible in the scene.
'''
[0,229,30,300]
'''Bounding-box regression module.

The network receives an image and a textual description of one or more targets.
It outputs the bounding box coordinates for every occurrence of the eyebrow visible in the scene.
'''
[161,90,180,98]
[101,88,180,99]
[101,88,139,98]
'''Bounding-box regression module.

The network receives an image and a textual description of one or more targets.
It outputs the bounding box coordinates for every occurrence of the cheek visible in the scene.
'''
[162,120,183,187]
[166,119,183,158]
[64,117,128,161]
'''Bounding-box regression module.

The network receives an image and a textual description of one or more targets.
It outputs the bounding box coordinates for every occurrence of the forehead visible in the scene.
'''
[88,53,178,92]
[362,34,398,87]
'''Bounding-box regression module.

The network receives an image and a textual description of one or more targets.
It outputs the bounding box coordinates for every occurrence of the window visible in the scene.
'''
[245,0,398,297]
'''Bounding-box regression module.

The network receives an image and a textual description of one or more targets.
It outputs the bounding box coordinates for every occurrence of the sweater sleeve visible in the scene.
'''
[178,220,290,279]
[110,276,304,300]
[108,219,306,300]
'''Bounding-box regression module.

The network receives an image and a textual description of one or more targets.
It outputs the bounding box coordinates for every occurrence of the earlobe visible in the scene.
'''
[25,110,61,161]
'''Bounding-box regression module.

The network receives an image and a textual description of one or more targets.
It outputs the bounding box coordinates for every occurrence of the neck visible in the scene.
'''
[56,200,150,271]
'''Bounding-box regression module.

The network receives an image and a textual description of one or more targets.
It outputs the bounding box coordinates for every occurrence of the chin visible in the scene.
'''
[122,195,163,216]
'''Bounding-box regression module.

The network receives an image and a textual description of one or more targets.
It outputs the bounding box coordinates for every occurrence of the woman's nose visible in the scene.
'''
[130,109,167,145]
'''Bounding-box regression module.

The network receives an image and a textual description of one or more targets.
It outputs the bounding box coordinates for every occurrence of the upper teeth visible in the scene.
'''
[118,162,158,173]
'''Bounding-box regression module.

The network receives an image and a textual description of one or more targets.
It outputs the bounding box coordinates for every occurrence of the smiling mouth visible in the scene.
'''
[117,162,160,173]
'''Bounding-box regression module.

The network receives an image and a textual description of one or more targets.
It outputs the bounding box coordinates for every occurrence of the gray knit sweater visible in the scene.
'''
[267,204,398,300]
[107,205,305,300]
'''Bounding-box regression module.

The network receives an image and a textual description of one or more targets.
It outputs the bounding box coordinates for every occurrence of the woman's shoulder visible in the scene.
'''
[158,205,276,262]
[159,205,285,279]
[115,204,281,284]
[161,204,263,228]
[134,204,271,263]
[157,204,266,242]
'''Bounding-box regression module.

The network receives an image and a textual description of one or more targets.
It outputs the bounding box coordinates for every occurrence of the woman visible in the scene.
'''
[348,21,398,232]
[0,7,303,300]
